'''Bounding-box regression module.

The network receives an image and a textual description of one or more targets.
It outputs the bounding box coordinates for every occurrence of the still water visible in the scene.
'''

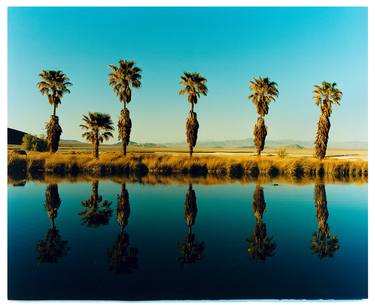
[8,179,368,300]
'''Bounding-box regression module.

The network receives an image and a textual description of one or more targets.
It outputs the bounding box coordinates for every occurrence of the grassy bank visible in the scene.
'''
[8,151,368,180]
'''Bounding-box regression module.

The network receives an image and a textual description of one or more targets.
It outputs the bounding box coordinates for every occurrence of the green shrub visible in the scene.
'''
[22,134,48,152]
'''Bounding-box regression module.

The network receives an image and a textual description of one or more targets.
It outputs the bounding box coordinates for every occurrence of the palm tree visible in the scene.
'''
[247,185,276,261]
[80,112,114,159]
[311,184,340,258]
[177,184,205,265]
[179,72,208,157]
[79,181,113,227]
[108,183,138,274]
[108,59,142,157]
[313,82,343,159]
[37,184,69,263]
[37,70,72,153]
[249,77,279,156]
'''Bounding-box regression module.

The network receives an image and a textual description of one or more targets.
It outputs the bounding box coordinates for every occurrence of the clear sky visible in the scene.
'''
[8,7,368,143]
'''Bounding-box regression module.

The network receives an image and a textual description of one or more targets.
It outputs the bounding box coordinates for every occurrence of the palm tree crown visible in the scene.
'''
[249,77,279,117]
[313,81,342,117]
[179,72,208,108]
[108,60,142,106]
[37,70,72,116]
[80,112,114,144]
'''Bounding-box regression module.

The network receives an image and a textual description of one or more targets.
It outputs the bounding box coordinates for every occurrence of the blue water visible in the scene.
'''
[8,180,368,300]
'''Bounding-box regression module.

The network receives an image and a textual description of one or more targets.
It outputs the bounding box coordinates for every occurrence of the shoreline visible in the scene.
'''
[8,151,368,181]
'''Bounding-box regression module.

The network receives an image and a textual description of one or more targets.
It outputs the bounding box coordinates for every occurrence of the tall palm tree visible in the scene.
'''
[37,184,69,263]
[37,70,72,153]
[79,181,113,227]
[108,183,138,274]
[249,77,279,156]
[179,72,208,157]
[80,112,114,159]
[108,59,142,157]
[313,82,343,159]
[247,185,276,261]
[311,183,340,258]
[177,184,205,265]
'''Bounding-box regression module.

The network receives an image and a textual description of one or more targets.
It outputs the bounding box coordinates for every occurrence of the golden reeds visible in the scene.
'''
[8,151,368,181]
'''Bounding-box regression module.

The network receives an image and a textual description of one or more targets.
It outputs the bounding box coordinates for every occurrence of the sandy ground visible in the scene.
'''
[8,144,368,160]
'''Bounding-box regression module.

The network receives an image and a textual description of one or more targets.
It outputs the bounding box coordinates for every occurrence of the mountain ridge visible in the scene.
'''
[8,128,367,149]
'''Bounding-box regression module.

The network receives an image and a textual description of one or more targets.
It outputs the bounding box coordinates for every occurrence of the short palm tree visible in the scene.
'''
[311,184,340,258]
[179,72,208,157]
[313,82,343,159]
[79,181,113,227]
[37,70,72,153]
[247,185,276,261]
[249,77,279,156]
[108,59,142,157]
[80,112,114,159]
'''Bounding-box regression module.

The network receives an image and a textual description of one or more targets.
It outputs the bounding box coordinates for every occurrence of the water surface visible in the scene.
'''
[8,178,368,300]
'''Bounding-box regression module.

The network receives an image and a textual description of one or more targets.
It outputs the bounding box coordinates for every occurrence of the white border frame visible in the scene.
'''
[1,1,373,308]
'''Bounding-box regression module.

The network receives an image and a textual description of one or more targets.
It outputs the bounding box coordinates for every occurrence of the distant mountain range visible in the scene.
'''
[164,138,367,149]
[8,128,367,149]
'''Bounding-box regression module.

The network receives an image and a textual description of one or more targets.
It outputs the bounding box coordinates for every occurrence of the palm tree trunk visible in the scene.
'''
[186,111,199,158]
[94,131,99,159]
[118,105,132,157]
[253,117,267,157]
[314,113,331,160]
[123,142,127,157]
[92,181,99,201]
[95,140,99,158]
[53,104,56,117]
[46,115,62,153]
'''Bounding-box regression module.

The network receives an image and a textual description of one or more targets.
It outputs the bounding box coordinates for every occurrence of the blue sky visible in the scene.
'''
[8,7,368,143]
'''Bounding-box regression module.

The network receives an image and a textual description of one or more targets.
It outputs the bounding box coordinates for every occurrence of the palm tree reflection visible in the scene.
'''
[108,184,138,274]
[37,184,69,263]
[311,184,339,259]
[247,185,276,262]
[177,184,205,265]
[79,180,113,227]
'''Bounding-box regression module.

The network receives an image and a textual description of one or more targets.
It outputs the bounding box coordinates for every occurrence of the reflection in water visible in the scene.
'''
[107,184,138,274]
[37,184,69,263]
[79,181,113,227]
[311,184,340,259]
[247,185,276,262]
[177,184,205,265]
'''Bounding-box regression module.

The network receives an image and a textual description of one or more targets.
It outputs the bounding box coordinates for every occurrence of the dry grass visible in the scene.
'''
[8,151,368,182]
